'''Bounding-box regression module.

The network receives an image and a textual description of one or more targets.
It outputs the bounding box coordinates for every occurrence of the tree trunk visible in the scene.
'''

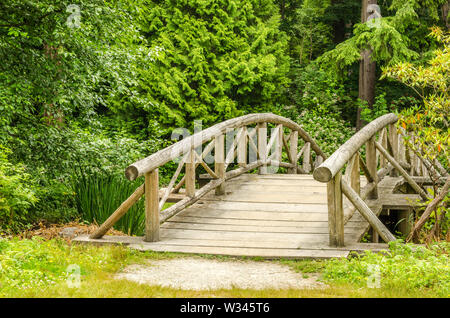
[356,0,377,131]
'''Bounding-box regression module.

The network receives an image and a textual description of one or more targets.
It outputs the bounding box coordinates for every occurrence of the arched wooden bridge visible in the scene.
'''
[75,113,448,259]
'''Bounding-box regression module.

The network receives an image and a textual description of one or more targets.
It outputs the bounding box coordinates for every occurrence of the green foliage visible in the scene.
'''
[0,146,38,232]
[287,63,355,118]
[317,0,446,73]
[322,240,450,297]
[72,172,145,236]
[277,107,354,156]
[359,93,390,123]
[383,27,449,170]
[123,0,290,128]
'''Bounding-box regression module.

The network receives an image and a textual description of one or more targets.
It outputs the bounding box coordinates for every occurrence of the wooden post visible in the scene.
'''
[288,131,298,174]
[366,136,378,199]
[374,141,430,200]
[389,124,399,177]
[215,134,225,195]
[341,180,396,243]
[185,148,195,197]
[144,168,159,242]
[303,142,311,173]
[350,153,361,194]
[327,171,345,247]
[257,122,267,174]
[237,127,247,167]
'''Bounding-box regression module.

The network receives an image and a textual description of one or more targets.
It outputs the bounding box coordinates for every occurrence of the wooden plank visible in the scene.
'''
[130,244,350,259]
[201,193,327,204]
[159,228,331,243]
[178,209,332,222]
[167,215,366,228]
[161,221,363,235]
[191,201,329,213]
[144,168,159,242]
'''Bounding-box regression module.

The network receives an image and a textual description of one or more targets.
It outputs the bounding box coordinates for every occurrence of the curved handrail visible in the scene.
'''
[126,113,327,181]
[313,113,398,182]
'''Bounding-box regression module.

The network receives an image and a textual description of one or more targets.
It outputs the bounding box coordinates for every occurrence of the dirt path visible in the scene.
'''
[115,257,325,290]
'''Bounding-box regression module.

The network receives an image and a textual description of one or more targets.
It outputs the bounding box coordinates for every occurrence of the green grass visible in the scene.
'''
[0,238,448,298]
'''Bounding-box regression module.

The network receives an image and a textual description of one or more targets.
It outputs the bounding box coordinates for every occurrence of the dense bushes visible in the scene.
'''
[0,146,37,232]
[121,0,290,128]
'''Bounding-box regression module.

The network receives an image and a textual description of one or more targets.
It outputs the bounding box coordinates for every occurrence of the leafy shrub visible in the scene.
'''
[322,240,450,297]
[288,63,354,118]
[280,109,354,157]
[0,146,38,232]
[120,0,290,127]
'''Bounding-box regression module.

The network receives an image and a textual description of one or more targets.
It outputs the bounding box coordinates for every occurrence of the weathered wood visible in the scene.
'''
[313,113,398,182]
[303,142,311,173]
[126,113,326,181]
[215,134,225,195]
[366,136,378,199]
[160,161,264,223]
[388,123,399,177]
[327,171,344,247]
[341,179,396,243]
[289,131,298,174]
[237,126,247,167]
[173,139,215,193]
[144,169,159,242]
[159,152,188,210]
[185,148,196,197]
[374,141,430,201]
[89,184,145,239]
[258,122,267,174]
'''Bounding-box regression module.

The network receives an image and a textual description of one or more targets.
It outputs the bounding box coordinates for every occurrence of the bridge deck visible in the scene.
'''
[75,174,417,259]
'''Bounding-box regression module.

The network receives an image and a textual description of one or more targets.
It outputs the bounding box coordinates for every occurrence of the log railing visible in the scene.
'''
[313,113,435,247]
[90,113,327,241]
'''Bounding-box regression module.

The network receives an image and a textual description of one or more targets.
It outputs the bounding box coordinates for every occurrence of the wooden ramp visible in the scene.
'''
[75,174,395,259]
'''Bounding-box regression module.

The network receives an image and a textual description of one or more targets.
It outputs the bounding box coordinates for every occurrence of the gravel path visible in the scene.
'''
[115,257,325,290]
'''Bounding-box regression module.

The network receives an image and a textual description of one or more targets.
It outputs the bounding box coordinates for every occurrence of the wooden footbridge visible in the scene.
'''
[75,113,447,259]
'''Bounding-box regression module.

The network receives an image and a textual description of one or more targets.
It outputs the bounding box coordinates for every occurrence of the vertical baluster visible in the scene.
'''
[258,122,267,174]
[215,134,225,195]
[144,168,159,242]
[327,171,344,247]
[389,123,399,177]
[350,152,361,194]
[366,136,378,199]
[303,142,311,173]
[237,127,247,167]
[185,147,196,197]
[288,131,298,174]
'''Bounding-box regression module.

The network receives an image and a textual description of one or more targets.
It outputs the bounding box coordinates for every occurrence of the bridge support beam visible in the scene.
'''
[144,168,160,242]
[327,171,345,247]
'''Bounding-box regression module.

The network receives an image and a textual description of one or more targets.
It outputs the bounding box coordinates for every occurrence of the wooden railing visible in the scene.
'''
[313,113,437,247]
[90,113,327,241]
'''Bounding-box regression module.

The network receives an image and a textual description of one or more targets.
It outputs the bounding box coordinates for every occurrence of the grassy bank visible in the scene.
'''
[0,237,448,298]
